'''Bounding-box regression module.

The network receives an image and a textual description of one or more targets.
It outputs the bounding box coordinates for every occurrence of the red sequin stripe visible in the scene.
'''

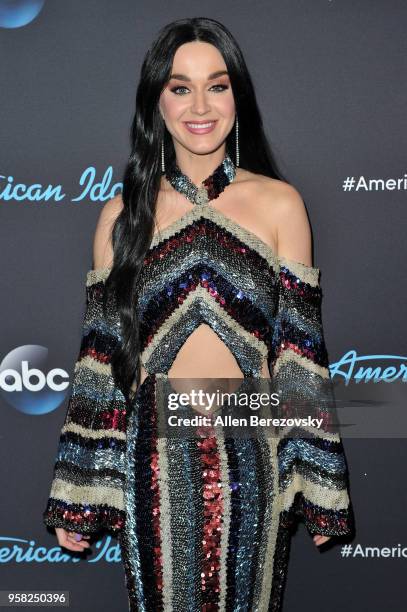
[279,268,321,299]
[43,499,125,534]
[196,423,224,610]
[67,400,126,432]
[142,266,271,352]
[275,339,317,362]
[144,218,271,269]
[149,381,164,598]
[79,345,111,364]
[281,492,352,536]
[100,406,127,431]
[143,271,226,349]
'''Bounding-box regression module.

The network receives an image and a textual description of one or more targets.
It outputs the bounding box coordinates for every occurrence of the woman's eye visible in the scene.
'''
[171,86,189,95]
[170,84,229,95]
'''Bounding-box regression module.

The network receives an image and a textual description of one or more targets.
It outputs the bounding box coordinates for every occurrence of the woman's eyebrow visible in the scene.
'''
[169,70,229,82]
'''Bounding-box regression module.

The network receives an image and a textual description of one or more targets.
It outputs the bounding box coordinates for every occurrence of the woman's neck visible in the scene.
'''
[171,148,228,185]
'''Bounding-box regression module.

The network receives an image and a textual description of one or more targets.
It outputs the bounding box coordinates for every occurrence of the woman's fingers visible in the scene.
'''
[313,534,332,546]
[55,527,91,551]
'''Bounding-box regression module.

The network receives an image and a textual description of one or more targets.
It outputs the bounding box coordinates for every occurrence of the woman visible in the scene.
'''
[43,17,353,611]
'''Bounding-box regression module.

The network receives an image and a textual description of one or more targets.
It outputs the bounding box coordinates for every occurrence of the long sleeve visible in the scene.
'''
[269,255,354,537]
[42,268,127,535]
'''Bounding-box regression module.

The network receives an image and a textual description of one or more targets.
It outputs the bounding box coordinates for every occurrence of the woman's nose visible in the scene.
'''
[190,90,211,114]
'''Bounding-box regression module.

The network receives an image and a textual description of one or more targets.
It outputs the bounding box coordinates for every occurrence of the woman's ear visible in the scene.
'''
[158,101,165,121]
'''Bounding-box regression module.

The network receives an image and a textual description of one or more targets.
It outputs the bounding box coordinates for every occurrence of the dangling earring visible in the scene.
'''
[161,138,165,174]
[235,115,239,167]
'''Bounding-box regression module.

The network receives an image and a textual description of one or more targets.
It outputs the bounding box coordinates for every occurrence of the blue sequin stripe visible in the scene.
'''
[139,264,272,350]
[228,437,261,611]
[56,436,126,473]
[139,217,277,319]
[279,454,348,491]
[165,426,205,609]
[131,375,164,610]
[139,220,277,321]
[120,375,155,612]
[69,377,122,404]
[278,437,347,478]
[245,438,271,607]
[241,415,278,611]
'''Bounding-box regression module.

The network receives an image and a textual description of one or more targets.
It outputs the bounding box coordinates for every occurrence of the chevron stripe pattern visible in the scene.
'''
[43,203,353,611]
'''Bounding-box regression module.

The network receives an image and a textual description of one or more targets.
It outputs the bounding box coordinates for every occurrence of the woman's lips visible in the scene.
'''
[183,120,217,134]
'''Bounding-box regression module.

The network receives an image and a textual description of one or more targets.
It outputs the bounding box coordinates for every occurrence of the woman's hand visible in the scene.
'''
[313,534,332,546]
[55,527,91,552]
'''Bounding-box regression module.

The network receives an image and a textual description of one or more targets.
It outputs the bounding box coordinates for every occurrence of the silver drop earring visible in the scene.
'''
[235,115,239,167]
[161,138,165,173]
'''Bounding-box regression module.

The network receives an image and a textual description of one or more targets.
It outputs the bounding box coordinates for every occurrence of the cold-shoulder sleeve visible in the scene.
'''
[269,255,353,537]
[42,268,127,535]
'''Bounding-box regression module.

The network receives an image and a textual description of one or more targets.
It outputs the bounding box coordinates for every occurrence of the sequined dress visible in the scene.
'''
[43,202,353,611]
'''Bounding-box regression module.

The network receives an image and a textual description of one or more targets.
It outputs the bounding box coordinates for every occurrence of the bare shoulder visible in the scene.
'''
[260,176,307,223]
[239,171,313,265]
[237,169,302,214]
[92,193,124,270]
[262,178,313,266]
[240,171,301,209]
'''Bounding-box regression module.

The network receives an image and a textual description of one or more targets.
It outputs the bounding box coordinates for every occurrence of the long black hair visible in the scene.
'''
[104,16,288,408]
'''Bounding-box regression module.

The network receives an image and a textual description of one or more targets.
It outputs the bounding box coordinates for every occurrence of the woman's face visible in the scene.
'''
[159,41,236,155]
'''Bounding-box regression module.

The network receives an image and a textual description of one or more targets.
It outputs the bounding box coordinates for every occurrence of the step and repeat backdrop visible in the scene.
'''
[1,1,406,611]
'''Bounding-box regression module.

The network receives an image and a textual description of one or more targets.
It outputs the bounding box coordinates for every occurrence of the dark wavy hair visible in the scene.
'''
[104,16,288,409]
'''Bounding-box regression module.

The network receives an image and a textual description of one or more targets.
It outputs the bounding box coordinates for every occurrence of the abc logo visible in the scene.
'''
[0,345,70,415]
[0,0,46,29]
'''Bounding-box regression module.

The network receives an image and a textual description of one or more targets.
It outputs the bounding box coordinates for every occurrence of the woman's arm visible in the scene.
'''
[92,194,123,270]
[269,185,354,543]
[43,197,126,537]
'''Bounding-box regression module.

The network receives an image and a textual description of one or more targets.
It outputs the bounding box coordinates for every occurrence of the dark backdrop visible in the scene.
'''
[1,1,406,610]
